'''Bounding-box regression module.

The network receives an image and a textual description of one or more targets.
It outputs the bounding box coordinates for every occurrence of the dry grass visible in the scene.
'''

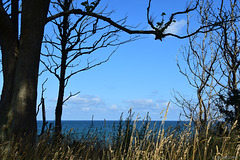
[0,108,239,160]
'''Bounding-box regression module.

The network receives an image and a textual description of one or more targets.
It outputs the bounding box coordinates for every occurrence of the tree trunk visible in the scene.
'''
[55,50,67,134]
[41,97,47,135]
[0,41,18,140]
[0,0,50,141]
[55,0,69,135]
[0,1,18,141]
[55,78,65,134]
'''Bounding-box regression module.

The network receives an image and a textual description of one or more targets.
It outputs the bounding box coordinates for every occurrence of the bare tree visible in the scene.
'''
[41,0,137,134]
[36,79,48,135]
[174,0,240,131]
[174,28,220,132]
[213,0,240,128]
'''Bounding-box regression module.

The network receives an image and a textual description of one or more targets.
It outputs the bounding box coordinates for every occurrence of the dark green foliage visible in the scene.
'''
[156,12,166,29]
[112,112,123,150]
[111,109,135,158]
[217,89,240,128]
[81,0,98,12]
[156,12,176,31]
[137,112,150,140]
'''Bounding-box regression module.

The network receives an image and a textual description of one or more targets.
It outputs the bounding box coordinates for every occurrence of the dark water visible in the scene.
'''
[37,120,191,139]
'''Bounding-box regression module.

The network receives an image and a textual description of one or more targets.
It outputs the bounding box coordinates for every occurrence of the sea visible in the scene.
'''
[37,120,191,139]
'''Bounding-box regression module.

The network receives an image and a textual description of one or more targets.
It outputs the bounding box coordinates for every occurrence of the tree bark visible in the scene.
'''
[0,0,19,140]
[40,97,47,135]
[55,55,67,134]
[54,28,68,135]
[55,74,65,134]
[0,0,50,141]
[0,40,18,140]
[55,0,70,135]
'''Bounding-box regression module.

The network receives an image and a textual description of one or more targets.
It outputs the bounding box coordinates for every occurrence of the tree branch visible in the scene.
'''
[65,47,117,80]
[63,91,80,104]
[0,1,13,42]
[46,9,156,36]
[46,1,225,41]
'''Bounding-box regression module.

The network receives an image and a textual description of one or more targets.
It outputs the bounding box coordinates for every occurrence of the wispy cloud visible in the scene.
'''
[67,95,105,111]
[108,104,119,110]
[164,19,186,35]
[66,95,122,111]
[41,94,179,120]
[123,99,165,111]
[123,98,177,111]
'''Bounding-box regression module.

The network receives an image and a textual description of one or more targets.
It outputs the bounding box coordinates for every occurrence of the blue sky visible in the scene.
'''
[1,0,197,121]
[37,0,195,121]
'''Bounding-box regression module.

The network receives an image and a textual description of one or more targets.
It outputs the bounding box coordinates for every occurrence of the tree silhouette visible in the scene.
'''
[42,0,136,134]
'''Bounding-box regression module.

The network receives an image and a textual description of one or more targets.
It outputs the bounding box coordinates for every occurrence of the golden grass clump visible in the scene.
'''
[0,106,239,159]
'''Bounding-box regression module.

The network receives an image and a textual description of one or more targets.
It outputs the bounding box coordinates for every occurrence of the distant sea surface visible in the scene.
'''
[37,120,191,138]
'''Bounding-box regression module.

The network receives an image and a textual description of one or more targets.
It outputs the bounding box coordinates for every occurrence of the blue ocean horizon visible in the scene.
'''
[37,120,191,138]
